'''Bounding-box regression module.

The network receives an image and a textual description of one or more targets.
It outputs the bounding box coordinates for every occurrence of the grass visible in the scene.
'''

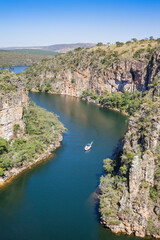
[88,38,159,59]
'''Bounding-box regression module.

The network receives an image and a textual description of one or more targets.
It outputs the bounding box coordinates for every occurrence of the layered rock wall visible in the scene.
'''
[28,50,160,97]
[0,76,28,140]
[100,100,160,238]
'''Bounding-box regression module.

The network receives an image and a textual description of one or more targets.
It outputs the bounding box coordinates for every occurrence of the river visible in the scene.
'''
[0,66,28,73]
[0,68,145,240]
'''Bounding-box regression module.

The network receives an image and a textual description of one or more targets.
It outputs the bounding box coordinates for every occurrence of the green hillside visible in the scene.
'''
[10,49,59,56]
[0,50,56,66]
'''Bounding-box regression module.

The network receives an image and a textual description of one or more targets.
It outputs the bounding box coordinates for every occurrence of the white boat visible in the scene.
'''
[84,141,93,151]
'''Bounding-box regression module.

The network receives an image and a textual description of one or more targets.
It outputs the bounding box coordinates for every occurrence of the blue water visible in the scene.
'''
[0,92,147,240]
[13,66,29,73]
[0,66,28,73]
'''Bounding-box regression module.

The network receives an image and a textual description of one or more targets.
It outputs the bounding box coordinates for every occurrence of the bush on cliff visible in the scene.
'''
[0,102,64,172]
[0,137,9,154]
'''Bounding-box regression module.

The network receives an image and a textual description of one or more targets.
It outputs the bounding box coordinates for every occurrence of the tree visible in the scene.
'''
[115,41,124,47]
[8,64,14,72]
[0,137,9,154]
[103,158,114,174]
[1,64,14,72]
[96,42,103,46]
[74,47,83,51]
[45,83,52,92]
[0,168,4,176]
[1,64,8,70]
[120,165,127,175]
[13,124,20,135]
[131,38,137,42]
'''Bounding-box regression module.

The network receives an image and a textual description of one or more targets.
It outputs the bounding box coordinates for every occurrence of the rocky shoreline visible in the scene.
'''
[0,134,63,188]
[99,93,160,238]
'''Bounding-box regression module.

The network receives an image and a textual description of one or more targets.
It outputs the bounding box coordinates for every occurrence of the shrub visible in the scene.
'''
[13,124,20,135]
[45,83,52,92]
[133,49,145,58]
[115,42,124,47]
[71,78,75,84]
[96,42,103,46]
[0,137,9,154]
[74,47,83,51]
[150,186,157,200]
[103,158,114,174]
[120,165,128,175]
[0,168,4,176]
[125,152,134,162]
[109,220,120,225]
[13,137,27,151]
[131,38,137,42]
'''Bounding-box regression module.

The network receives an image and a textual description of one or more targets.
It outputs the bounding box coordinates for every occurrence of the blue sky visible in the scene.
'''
[0,0,160,47]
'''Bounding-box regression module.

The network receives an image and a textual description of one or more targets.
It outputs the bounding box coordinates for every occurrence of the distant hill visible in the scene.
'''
[41,43,96,53]
[1,43,96,53]
[0,50,56,66]
[0,43,95,66]
[9,49,59,56]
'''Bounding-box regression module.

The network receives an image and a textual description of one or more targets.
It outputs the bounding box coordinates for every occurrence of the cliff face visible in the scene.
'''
[24,45,160,97]
[12,40,160,238]
[0,73,28,140]
[99,94,160,238]
[0,70,64,184]
[54,51,159,96]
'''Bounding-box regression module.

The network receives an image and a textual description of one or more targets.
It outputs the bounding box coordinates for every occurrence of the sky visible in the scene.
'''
[0,0,160,47]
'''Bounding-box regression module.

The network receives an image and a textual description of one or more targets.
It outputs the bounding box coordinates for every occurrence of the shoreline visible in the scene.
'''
[30,89,129,117]
[0,135,63,189]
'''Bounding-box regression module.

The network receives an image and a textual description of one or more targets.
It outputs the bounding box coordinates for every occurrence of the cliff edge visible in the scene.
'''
[99,86,160,238]
[0,70,64,184]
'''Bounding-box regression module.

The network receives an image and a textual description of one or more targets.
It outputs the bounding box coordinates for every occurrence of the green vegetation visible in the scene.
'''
[81,90,144,115]
[133,48,145,58]
[103,158,114,174]
[150,186,157,200]
[0,50,57,66]
[44,83,52,92]
[115,41,124,47]
[74,47,83,51]
[0,137,9,154]
[96,42,104,46]
[13,124,21,135]
[23,38,160,94]
[0,102,64,173]
[0,168,4,176]
[10,49,59,56]
[0,69,22,93]
[99,73,160,233]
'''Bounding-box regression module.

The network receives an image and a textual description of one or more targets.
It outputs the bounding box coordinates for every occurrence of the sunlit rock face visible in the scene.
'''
[0,78,28,140]
[26,50,160,97]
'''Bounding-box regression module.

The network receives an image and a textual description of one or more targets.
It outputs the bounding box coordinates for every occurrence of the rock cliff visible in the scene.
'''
[0,70,64,184]
[0,71,28,140]
[99,90,160,238]
[23,40,160,97]
[23,40,160,238]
